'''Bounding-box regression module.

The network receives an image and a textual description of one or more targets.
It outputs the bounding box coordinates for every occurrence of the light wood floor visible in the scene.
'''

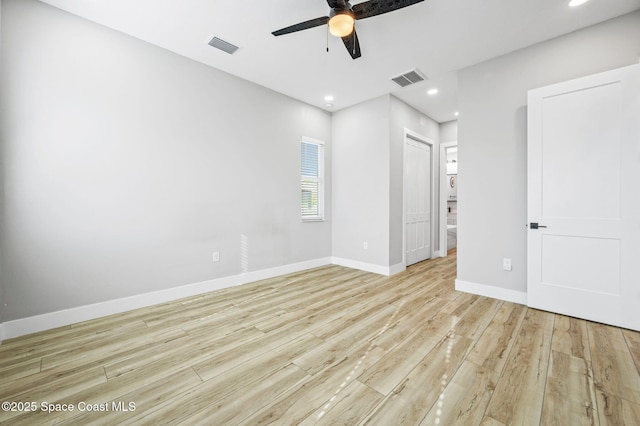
[1,251,640,425]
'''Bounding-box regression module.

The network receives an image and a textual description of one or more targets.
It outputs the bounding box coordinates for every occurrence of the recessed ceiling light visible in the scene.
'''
[324,95,334,102]
[569,0,588,7]
[454,111,459,117]
[427,88,439,96]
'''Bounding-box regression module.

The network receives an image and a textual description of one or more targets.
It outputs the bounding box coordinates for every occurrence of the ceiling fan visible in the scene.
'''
[272,0,425,60]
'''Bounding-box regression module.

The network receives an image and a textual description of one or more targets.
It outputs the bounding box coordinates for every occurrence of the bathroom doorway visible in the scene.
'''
[439,142,457,257]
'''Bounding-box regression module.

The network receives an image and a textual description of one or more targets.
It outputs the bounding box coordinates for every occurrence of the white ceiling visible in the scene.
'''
[39,0,640,123]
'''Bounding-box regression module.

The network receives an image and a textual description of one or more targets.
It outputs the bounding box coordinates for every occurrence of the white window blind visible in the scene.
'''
[301,138,324,220]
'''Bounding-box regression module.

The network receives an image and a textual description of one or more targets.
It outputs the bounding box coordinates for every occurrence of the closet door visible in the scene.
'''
[405,137,432,266]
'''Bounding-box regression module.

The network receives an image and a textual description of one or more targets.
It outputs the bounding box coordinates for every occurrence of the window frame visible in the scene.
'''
[300,137,325,222]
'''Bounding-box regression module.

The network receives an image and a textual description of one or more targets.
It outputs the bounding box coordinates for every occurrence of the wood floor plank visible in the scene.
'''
[453,296,502,341]
[254,287,342,329]
[180,364,309,425]
[180,305,287,337]
[588,322,640,405]
[363,333,473,425]
[251,275,383,335]
[71,369,200,425]
[369,296,449,353]
[307,297,401,342]
[141,299,237,328]
[277,268,372,311]
[467,302,526,374]
[9,368,201,425]
[238,341,386,425]
[300,380,384,426]
[623,329,640,376]
[359,392,417,426]
[623,329,640,344]
[190,324,316,382]
[484,308,554,426]
[0,360,108,403]
[124,364,307,425]
[440,291,480,317]
[193,331,322,382]
[358,311,459,395]
[135,344,313,421]
[0,320,150,370]
[125,340,314,424]
[0,358,41,382]
[41,326,187,373]
[627,338,640,376]
[551,315,591,360]
[293,305,398,375]
[480,416,508,426]
[420,361,499,426]
[306,274,428,342]
[596,390,640,426]
[0,366,107,424]
[103,325,264,379]
[540,350,598,426]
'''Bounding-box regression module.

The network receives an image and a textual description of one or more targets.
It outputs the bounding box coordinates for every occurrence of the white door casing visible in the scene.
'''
[527,64,640,331]
[404,132,433,266]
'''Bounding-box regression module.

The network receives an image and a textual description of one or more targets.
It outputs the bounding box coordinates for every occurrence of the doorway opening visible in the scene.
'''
[439,142,458,257]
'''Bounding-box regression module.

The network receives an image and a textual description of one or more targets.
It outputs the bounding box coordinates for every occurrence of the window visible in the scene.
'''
[301,138,324,221]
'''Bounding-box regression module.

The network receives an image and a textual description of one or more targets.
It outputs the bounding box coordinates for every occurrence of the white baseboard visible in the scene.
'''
[388,262,406,276]
[455,279,527,305]
[0,257,332,341]
[331,257,404,276]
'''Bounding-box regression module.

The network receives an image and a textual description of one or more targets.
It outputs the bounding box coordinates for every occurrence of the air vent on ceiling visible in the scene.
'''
[391,68,426,88]
[208,36,240,55]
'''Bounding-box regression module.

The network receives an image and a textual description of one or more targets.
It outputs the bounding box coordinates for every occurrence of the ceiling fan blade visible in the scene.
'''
[272,16,329,36]
[353,0,424,20]
[342,29,361,60]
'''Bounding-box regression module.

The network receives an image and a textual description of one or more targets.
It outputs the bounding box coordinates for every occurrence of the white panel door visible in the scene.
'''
[405,138,432,266]
[527,64,640,331]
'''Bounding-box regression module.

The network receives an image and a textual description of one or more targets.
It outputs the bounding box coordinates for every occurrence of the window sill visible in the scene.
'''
[302,217,325,223]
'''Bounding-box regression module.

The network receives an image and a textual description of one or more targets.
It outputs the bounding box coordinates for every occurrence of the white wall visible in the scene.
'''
[457,11,640,297]
[0,0,332,322]
[332,96,390,268]
[440,121,458,144]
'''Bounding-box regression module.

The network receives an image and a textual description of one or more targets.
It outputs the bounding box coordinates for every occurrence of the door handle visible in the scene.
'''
[530,222,547,229]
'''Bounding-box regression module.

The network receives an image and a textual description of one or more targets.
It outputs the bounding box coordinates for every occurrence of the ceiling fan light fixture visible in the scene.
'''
[329,11,355,37]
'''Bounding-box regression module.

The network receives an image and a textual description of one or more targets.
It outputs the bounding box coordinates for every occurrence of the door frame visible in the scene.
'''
[439,141,458,258]
[402,128,435,267]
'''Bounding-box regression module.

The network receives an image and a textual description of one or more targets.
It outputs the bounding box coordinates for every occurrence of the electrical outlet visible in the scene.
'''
[363,242,368,250]
[213,251,220,262]
[503,258,512,271]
